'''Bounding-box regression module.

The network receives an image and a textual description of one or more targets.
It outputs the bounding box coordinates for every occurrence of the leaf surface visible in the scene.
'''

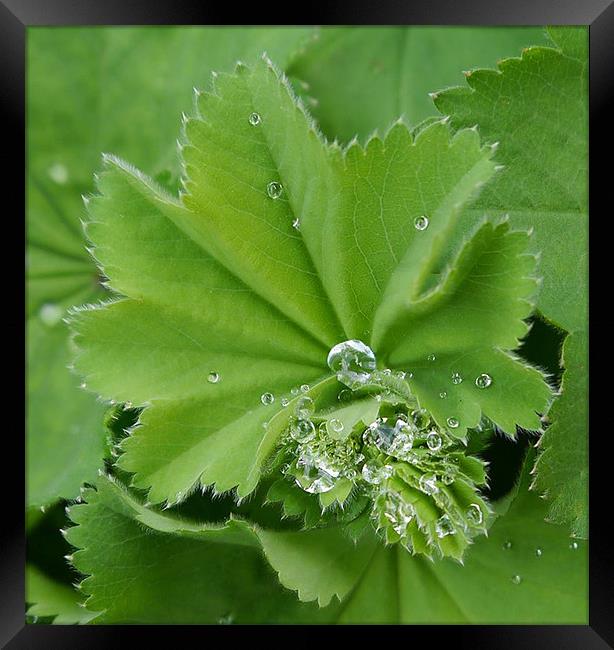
[65,476,335,624]
[433,27,588,535]
[73,59,552,510]
[288,27,547,142]
[256,454,587,622]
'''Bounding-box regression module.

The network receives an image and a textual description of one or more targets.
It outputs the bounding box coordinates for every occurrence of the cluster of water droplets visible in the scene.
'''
[273,339,491,558]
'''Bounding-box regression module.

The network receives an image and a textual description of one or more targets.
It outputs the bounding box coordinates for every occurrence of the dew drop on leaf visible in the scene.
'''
[327,418,344,434]
[48,162,69,184]
[39,303,63,327]
[426,431,443,452]
[439,391,448,399]
[289,418,315,443]
[266,181,283,199]
[327,339,376,389]
[419,474,439,495]
[447,417,460,429]
[475,373,493,389]
[414,215,429,231]
[466,503,483,525]
[292,217,300,230]
[436,514,455,538]
[569,541,579,550]
[503,540,513,550]
[300,384,310,393]
[248,112,261,126]
[427,353,436,362]
[260,392,274,405]
[280,397,290,407]
[451,372,463,385]
[535,547,543,557]
[295,395,314,419]
[511,575,522,585]
[207,371,220,384]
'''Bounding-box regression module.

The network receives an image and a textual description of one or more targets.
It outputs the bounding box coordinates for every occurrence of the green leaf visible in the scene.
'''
[288,27,548,143]
[256,454,587,622]
[27,27,315,508]
[26,564,99,624]
[433,27,588,535]
[72,58,550,517]
[65,475,335,623]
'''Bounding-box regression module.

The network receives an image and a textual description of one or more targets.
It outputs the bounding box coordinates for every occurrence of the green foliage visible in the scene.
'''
[27,26,588,625]
[433,26,588,536]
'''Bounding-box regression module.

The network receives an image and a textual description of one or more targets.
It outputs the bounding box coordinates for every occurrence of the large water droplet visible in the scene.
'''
[426,430,442,452]
[451,372,463,385]
[289,418,315,443]
[248,112,261,126]
[207,371,220,384]
[295,450,338,493]
[295,395,314,419]
[364,418,414,459]
[260,392,275,405]
[414,215,429,231]
[447,417,460,429]
[436,514,455,538]
[466,503,483,525]
[511,575,522,585]
[475,373,493,389]
[327,339,376,389]
[266,181,283,199]
[39,303,63,327]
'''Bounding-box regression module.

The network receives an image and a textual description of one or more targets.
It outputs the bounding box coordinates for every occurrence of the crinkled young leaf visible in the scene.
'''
[255,454,587,622]
[65,476,336,624]
[72,58,551,511]
[288,27,547,143]
[433,27,588,535]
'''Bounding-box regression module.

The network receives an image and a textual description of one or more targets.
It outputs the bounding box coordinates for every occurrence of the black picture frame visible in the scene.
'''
[5,0,611,645]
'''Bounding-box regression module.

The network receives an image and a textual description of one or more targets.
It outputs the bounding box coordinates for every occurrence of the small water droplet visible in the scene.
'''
[248,112,261,126]
[48,162,68,184]
[291,386,300,396]
[292,217,301,231]
[361,462,392,485]
[281,397,290,407]
[447,417,460,429]
[436,514,455,538]
[207,371,220,384]
[427,353,436,362]
[80,381,87,390]
[511,575,522,585]
[442,472,455,485]
[451,372,463,385]
[419,474,439,495]
[503,540,512,550]
[337,389,351,402]
[475,373,493,389]
[328,418,344,434]
[300,384,310,393]
[295,395,314,419]
[39,303,63,327]
[426,430,442,452]
[535,547,543,557]
[218,612,234,624]
[260,392,275,405]
[414,215,429,231]
[327,339,376,390]
[466,503,483,525]
[289,418,315,443]
[266,181,283,199]
[569,541,579,550]
[439,391,447,399]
